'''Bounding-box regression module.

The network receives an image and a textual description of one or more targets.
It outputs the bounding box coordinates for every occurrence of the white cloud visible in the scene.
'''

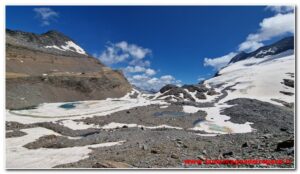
[204,9,295,69]
[95,41,151,65]
[145,69,156,76]
[94,48,129,65]
[238,12,295,52]
[129,60,151,67]
[33,8,59,26]
[147,77,159,85]
[197,77,205,81]
[265,6,294,14]
[132,74,149,81]
[95,41,180,91]
[204,52,237,70]
[128,74,181,91]
[116,41,151,59]
[238,41,264,52]
[124,66,146,73]
[160,75,174,81]
[123,66,156,76]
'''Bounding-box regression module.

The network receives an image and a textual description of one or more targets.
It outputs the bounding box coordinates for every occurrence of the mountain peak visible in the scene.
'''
[42,30,72,41]
[6,29,87,56]
[43,30,63,35]
[229,36,294,64]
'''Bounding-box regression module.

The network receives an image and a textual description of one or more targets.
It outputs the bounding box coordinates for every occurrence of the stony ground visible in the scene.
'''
[6,98,294,168]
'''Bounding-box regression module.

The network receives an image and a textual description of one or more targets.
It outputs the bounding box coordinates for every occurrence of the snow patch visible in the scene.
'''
[61,121,183,130]
[159,105,169,109]
[56,120,97,130]
[191,103,254,134]
[196,133,218,137]
[182,105,201,113]
[44,41,87,55]
[255,48,276,57]
[61,41,86,55]
[6,127,124,168]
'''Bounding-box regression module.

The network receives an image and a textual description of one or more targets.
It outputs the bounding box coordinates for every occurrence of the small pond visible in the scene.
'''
[193,118,206,126]
[59,102,81,109]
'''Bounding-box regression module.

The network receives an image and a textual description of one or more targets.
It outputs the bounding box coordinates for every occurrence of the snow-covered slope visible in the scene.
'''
[205,50,295,105]
[44,41,87,55]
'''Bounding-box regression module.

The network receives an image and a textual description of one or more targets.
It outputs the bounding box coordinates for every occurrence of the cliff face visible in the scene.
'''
[6,29,132,109]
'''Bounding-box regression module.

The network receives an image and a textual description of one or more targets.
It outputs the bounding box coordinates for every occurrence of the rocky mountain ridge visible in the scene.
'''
[6,29,87,57]
[229,36,294,64]
[6,29,132,109]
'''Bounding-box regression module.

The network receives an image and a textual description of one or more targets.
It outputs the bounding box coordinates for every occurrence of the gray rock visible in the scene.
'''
[279,91,294,96]
[182,84,209,93]
[160,84,178,93]
[6,130,27,138]
[241,142,249,148]
[271,98,294,109]
[195,92,206,99]
[276,139,294,151]
[171,154,179,159]
[283,79,294,88]
[207,89,219,96]
[151,149,159,154]
[222,151,234,158]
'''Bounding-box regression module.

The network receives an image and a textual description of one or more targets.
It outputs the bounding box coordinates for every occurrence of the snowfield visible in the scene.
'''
[189,50,294,133]
[205,50,295,105]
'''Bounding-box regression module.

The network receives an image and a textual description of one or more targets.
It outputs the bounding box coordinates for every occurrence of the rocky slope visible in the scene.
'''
[6,29,132,109]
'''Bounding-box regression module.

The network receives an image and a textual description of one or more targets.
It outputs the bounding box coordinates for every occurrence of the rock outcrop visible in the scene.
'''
[6,29,132,109]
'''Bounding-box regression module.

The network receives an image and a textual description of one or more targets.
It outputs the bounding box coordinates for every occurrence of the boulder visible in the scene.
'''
[195,92,206,100]
[222,151,234,158]
[283,79,294,88]
[276,139,294,151]
[207,89,219,96]
[159,84,178,93]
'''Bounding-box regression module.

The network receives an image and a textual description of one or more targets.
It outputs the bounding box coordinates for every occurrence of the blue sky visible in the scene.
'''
[6,6,294,91]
